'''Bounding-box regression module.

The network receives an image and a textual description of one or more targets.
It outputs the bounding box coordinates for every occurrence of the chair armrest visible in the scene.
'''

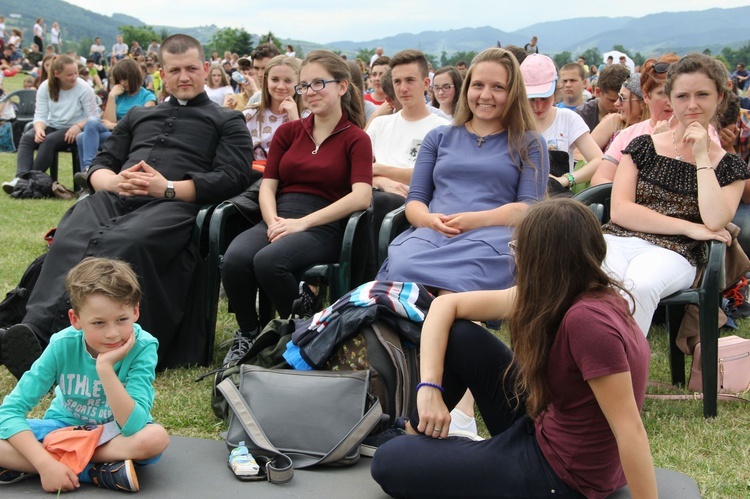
[207,201,240,263]
[192,204,215,256]
[339,210,367,265]
[700,240,726,297]
[377,205,409,269]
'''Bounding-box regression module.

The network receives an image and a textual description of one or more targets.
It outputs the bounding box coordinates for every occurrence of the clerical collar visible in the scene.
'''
[176,99,188,106]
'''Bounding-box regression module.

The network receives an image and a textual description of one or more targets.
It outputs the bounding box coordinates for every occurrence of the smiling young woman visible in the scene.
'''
[220,51,373,365]
[242,55,302,160]
[379,47,548,295]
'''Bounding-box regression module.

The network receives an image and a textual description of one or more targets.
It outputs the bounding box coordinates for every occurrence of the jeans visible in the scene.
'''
[371,321,582,498]
[76,117,110,171]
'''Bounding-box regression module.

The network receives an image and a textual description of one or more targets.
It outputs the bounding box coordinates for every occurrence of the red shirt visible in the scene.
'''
[535,293,650,498]
[364,93,385,106]
[264,112,372,202]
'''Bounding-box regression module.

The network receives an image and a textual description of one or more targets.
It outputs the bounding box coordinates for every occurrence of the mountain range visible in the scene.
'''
[2,1,749,58]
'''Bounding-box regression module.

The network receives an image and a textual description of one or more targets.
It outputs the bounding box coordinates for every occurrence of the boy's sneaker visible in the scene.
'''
[1,324,43,380]
[0,467,33,485]
[2,177,19,194]
[360,427,407,457]
[89,460,139,492]
[221,329,257,366]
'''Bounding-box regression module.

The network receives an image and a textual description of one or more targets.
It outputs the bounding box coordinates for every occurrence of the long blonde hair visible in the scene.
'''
[245,55,302,119]
[453,48,540,170]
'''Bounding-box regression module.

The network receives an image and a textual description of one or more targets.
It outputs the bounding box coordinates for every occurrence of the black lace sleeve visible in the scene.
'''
[621,134,654,170]
[715,152,750,187]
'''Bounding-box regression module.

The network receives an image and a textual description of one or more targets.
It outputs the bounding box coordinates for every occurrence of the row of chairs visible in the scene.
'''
[376,184,726,418]
[196,183,727,417]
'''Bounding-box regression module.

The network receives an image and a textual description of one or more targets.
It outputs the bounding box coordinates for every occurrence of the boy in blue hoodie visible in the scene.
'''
[0,257,169,492]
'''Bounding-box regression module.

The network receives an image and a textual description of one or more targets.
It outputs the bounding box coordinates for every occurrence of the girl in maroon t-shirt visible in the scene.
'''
[372,199,656,499]
[221,51,373,366]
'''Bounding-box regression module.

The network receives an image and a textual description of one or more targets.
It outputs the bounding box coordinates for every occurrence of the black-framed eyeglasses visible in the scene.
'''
[431,84,455,93]
[508,240,518,257]
[650,62,670,74]
[294,79,339,95]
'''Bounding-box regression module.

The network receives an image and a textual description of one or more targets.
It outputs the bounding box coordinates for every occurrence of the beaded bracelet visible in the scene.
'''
[564,172,576,188]
[416,382,444,394]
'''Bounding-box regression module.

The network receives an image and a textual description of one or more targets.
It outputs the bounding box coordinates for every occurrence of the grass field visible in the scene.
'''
[0,74,748,497]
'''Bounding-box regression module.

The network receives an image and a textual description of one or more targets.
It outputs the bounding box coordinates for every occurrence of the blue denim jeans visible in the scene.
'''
[76,117,111,172]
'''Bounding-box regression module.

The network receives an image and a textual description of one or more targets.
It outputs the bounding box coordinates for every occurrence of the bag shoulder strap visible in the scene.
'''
[218,378,383,470]
[645,381,749,403]
[217,378,294,484]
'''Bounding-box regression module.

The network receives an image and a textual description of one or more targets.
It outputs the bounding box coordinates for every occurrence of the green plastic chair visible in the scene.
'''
[573,183,726,418]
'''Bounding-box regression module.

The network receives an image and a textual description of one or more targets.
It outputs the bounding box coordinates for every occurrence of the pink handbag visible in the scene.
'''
[688,336,750,394]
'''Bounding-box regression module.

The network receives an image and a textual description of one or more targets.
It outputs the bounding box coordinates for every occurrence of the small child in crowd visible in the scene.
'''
[0,258,169,493]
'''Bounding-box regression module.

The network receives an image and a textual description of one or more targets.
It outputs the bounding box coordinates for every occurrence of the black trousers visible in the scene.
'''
[370,321,582,498]
[222,193,343,332]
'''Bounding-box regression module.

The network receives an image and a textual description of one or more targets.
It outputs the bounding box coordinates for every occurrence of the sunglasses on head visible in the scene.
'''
[650,62,670,74]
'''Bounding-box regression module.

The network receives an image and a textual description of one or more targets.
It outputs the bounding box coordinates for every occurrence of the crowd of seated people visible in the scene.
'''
[0,26,749,497]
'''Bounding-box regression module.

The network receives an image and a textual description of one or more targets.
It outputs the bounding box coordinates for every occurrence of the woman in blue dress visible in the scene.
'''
[378,48,548,293]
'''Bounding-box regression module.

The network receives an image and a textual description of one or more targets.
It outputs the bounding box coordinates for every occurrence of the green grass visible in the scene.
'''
[1,74,749,497]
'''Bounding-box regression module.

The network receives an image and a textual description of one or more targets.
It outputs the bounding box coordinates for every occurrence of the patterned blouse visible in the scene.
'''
[603,134,750,267]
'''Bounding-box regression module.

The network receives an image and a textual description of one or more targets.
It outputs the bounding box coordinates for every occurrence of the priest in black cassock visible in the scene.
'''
[0,34,253,377]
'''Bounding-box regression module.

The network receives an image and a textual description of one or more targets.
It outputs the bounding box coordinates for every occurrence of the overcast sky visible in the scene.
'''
[64,1,748,44]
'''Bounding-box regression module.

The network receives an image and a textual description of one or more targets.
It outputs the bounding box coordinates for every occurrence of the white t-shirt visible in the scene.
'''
[90,43,105,54]
[50,27,61,45]
[204,85,234,106]
[539,107,590,173]
[33,23,43,39]
[112,43,128,57]
[367,111,450,169]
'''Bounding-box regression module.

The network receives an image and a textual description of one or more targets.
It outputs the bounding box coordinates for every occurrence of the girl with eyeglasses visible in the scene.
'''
[602,53,749,336]
[241,55,302,160]
[372,199,657,499]
[220,50,372,365]
[591,73,647,152]
[430,66,464,119]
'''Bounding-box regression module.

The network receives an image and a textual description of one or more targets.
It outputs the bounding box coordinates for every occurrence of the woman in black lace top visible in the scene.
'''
[602,53,750,336]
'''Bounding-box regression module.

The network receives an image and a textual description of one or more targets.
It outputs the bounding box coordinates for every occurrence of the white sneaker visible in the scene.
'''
[448,408,479,436]
[2,177,19,194]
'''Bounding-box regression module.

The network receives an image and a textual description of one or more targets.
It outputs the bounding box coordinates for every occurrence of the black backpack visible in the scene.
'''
[209,319,420,433]
[0,253,46,328]
[323,321,420,430]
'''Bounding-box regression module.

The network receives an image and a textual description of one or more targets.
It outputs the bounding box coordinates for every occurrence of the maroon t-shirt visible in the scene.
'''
[535,293,650,499]
[264,112,373,202]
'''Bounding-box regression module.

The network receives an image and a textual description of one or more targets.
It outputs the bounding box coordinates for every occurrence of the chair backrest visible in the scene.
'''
[2,89,37,119]
[572,183,613,223]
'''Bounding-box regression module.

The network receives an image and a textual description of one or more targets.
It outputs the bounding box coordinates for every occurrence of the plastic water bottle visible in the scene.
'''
[228,441,260,478]
[231,71,247,84]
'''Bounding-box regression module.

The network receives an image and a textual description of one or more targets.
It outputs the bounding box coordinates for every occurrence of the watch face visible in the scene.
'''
[165,182,175,199]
